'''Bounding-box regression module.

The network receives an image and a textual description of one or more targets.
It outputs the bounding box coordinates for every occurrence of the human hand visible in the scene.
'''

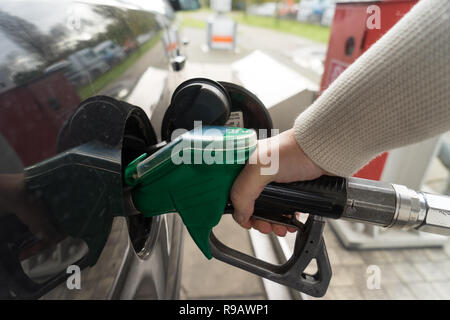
[230,129,327,236]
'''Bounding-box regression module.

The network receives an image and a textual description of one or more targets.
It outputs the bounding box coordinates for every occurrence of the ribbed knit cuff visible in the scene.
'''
[293,111,368,177]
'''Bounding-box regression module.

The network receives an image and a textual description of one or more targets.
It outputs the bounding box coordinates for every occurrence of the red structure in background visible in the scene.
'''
[320,0,418,180]
[0,71,81,166]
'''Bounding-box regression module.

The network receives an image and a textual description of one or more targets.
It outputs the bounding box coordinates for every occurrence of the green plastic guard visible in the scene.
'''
[125,126,257,259]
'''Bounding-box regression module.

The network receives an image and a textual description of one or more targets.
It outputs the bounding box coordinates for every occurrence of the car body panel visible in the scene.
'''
[0,0,184,300]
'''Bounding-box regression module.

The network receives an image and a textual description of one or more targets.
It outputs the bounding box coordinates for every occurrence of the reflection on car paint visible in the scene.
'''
[0,0,182,300]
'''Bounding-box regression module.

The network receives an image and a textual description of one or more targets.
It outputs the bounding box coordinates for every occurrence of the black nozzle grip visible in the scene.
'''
[225,175,347,225]
[253,175,347,222]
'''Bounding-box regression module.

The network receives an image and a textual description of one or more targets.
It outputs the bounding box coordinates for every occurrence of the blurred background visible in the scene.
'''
[175,0,450,300]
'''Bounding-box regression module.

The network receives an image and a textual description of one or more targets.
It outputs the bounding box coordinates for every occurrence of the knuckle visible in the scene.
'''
[229,190,240,204]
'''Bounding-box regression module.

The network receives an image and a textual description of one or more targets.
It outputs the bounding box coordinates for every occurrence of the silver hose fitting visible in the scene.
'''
[342,177,450,236]
[416,192,450,235]
[343,177,396,227]
[388,184,427,230]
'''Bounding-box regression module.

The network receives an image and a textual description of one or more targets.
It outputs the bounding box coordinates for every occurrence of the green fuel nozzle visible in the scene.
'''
[124,126,257,259]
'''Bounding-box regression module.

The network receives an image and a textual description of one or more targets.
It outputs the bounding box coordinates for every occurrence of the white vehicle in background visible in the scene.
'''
[321,2,336,26]
[67,48,110,82]
[247,2,277,17]
[297,0,336,26]
[94,40,126,66]
[44,60,90,88]
[136,32,155,45]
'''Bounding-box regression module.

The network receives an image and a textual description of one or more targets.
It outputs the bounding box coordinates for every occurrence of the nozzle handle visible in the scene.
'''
[226,175,348,225]
[216,177,341,296]
[210,212,332,297]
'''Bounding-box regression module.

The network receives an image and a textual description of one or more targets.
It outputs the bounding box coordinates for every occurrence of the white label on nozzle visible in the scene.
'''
[226,111,244,128]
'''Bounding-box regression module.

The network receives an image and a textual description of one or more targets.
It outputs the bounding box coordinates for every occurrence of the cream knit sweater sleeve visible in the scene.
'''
[293,0,450,177]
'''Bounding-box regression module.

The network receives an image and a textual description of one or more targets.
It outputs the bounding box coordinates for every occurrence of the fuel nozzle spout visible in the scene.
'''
[343,178,450,236]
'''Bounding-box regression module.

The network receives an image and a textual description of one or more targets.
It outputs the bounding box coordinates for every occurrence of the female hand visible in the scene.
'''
[230,129,327,236]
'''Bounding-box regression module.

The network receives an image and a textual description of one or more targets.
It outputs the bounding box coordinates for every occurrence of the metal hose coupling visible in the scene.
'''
[342,177,450,236]
[416,194,450,236]
[389,184,450,236]
[388,184,427,230]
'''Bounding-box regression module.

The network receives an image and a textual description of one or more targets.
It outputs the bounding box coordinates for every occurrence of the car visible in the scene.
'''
[67,48,110,82]
[297,0,336,25]
[94,40,126,66]
[0,0,189,300]
[168,0,200,11]
[321,4,336,27]
[247,3,277,17]
[44,60,90,88]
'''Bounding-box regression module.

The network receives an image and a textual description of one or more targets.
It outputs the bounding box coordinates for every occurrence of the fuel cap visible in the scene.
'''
[161,78,231,141]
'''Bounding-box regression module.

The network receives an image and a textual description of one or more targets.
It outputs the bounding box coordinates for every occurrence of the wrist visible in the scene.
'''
[274,129,326,183]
